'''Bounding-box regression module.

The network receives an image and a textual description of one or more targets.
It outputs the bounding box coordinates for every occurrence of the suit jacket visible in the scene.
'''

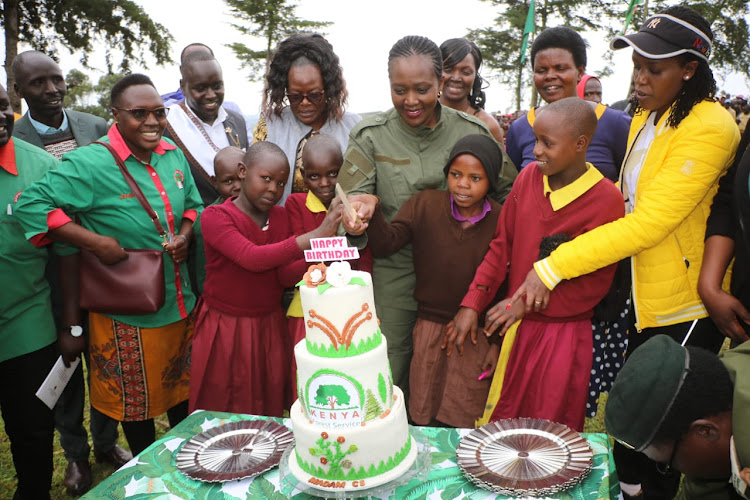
[163,107,249,207]
[13,109,108,149]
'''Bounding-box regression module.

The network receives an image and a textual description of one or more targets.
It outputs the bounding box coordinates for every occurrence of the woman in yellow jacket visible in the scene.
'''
[510,6,739,499]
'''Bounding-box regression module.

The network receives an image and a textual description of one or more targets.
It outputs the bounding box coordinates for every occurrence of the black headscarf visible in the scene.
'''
[443,134,502,193]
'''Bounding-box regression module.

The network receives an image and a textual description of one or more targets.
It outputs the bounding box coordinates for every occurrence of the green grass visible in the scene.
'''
[0,382,170,499]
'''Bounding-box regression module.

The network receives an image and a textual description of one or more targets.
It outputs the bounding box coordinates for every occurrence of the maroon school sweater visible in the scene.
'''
[461,164,625,322]
[201,198,307,317]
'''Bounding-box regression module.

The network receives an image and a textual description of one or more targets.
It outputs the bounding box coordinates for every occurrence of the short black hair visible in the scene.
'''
[301,134,343,170]
[244,141,288,170]
[539,96,598,140]
[180,51,220,78]
[440,38,487,109]
[110,73,156,108]
[180,43,213,64]
[652,346,733,444]
[389,35,443,82]
[530,27,587,70]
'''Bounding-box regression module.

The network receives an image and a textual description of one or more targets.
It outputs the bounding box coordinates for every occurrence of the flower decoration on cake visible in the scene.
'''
[303,263,328,288]
[326,261,352,287]
[297,262,368,294]
[308,432,358,476]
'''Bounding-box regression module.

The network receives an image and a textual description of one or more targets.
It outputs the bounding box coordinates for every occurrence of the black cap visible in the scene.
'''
[610,13,711,62]
[605,335,691,451]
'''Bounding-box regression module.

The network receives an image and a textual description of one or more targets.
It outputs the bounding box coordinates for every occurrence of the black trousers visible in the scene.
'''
[121,400,188,456]
[613,312,724,499]
[0,343,57,500]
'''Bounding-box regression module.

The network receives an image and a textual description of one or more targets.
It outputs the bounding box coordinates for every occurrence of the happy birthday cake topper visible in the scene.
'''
[305,237,360,262]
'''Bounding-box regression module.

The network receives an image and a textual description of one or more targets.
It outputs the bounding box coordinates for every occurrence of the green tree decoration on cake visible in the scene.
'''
[314,384,350,409]
[377,373,387,403]
[364,389,383,421]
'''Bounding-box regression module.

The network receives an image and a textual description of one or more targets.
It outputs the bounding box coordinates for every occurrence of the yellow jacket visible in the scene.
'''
[535,100,740,330]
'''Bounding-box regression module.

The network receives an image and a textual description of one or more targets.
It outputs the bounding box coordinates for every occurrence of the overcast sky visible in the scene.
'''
[7,0,749,116]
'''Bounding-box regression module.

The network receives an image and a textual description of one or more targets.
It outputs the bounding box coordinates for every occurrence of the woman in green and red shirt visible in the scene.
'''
[16,74,203,455]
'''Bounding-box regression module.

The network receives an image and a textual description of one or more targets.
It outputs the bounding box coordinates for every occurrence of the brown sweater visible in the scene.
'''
[367,190,501,324]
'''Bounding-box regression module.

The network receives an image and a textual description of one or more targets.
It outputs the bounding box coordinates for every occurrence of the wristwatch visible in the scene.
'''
[69,325,83,338]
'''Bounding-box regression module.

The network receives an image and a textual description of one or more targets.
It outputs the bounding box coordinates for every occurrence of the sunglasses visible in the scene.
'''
[286,91,325,105]
[115,107,170,121]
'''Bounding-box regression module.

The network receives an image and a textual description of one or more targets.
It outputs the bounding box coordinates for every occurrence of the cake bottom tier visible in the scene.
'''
[289,386,417,492]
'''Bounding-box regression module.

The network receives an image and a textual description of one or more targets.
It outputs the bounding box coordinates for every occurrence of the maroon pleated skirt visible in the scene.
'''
[287,316,306,400]
[189,302,290,417]
[489,318,593,431]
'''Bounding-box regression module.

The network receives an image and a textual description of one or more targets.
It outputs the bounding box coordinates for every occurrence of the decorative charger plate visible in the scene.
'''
[456,418,593,496]
[175,419,294,482]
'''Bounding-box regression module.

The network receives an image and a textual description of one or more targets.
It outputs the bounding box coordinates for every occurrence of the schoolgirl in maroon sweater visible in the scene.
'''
[189,142,340,416]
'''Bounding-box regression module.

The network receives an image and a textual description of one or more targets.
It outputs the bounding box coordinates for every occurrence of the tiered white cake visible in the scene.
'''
[289,262,417,492]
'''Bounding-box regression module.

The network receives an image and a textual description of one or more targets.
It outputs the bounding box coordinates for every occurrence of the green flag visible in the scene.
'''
[622,0,644,35]
[520,0,535,64]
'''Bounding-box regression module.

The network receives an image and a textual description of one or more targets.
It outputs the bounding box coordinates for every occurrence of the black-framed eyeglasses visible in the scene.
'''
[115,107,170,121]
[286,91,325,105]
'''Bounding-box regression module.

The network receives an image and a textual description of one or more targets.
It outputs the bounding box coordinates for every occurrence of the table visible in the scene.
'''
[83,411,621,499]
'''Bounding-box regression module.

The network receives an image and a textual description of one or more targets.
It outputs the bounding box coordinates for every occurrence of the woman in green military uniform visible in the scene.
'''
[337,35,516,405]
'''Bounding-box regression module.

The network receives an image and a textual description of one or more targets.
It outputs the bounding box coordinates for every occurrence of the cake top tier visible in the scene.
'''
[298,262,382,358]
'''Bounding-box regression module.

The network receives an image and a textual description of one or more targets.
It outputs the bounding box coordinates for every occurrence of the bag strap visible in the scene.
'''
[94,141,167,238]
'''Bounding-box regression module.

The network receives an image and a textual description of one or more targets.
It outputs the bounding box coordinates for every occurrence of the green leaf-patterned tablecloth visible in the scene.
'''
[82,411,620,500]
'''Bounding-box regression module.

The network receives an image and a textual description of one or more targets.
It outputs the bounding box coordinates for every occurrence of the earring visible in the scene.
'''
[437,91,442,98]
[684,75,691,81]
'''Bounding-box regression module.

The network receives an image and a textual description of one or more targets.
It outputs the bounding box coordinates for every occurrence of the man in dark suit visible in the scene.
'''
[11,50,132,495]
[163,51,249,206]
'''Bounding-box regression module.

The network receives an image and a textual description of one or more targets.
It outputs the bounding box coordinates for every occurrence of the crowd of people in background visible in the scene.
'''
[2,4,750,500]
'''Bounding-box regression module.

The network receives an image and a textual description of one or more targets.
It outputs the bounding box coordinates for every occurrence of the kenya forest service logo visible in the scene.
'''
[305,371,363,425]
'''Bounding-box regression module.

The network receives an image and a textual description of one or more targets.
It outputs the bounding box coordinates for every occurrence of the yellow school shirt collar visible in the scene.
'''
[305,191,328,213]
[543,162,603,211]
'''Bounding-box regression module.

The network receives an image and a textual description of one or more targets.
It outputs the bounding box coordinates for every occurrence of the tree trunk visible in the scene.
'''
[515,63,522,112]
[4,0,21,113]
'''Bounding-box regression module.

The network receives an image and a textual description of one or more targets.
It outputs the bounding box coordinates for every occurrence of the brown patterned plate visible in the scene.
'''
[175,419,294,482]
[456,418,593,496]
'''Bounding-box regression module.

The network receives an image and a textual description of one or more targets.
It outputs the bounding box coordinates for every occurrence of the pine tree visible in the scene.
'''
[364,389,383,421]
[224,0,331,81]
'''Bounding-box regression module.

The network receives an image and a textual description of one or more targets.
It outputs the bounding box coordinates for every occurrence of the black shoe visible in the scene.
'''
[94,444,133,468]
[63,461,92,496]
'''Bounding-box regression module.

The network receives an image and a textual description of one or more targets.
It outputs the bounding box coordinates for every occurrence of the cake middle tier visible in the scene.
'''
[295,337,394,426]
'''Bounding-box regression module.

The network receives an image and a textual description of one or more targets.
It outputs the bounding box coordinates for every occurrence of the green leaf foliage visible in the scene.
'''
[4,0,172,69]
[470,0,750,111]
[246,475,287,500]
[224,0,331,81]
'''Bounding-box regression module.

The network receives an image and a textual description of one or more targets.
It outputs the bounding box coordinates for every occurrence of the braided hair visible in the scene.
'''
[262,33,348,122]
[629,6,717,128]
[440,38,487,109]
[388,35,443,82]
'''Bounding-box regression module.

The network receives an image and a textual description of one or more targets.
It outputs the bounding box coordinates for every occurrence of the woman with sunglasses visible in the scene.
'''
[253,33,360,205]
[507,6,740,498]
[16,74,203,455]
